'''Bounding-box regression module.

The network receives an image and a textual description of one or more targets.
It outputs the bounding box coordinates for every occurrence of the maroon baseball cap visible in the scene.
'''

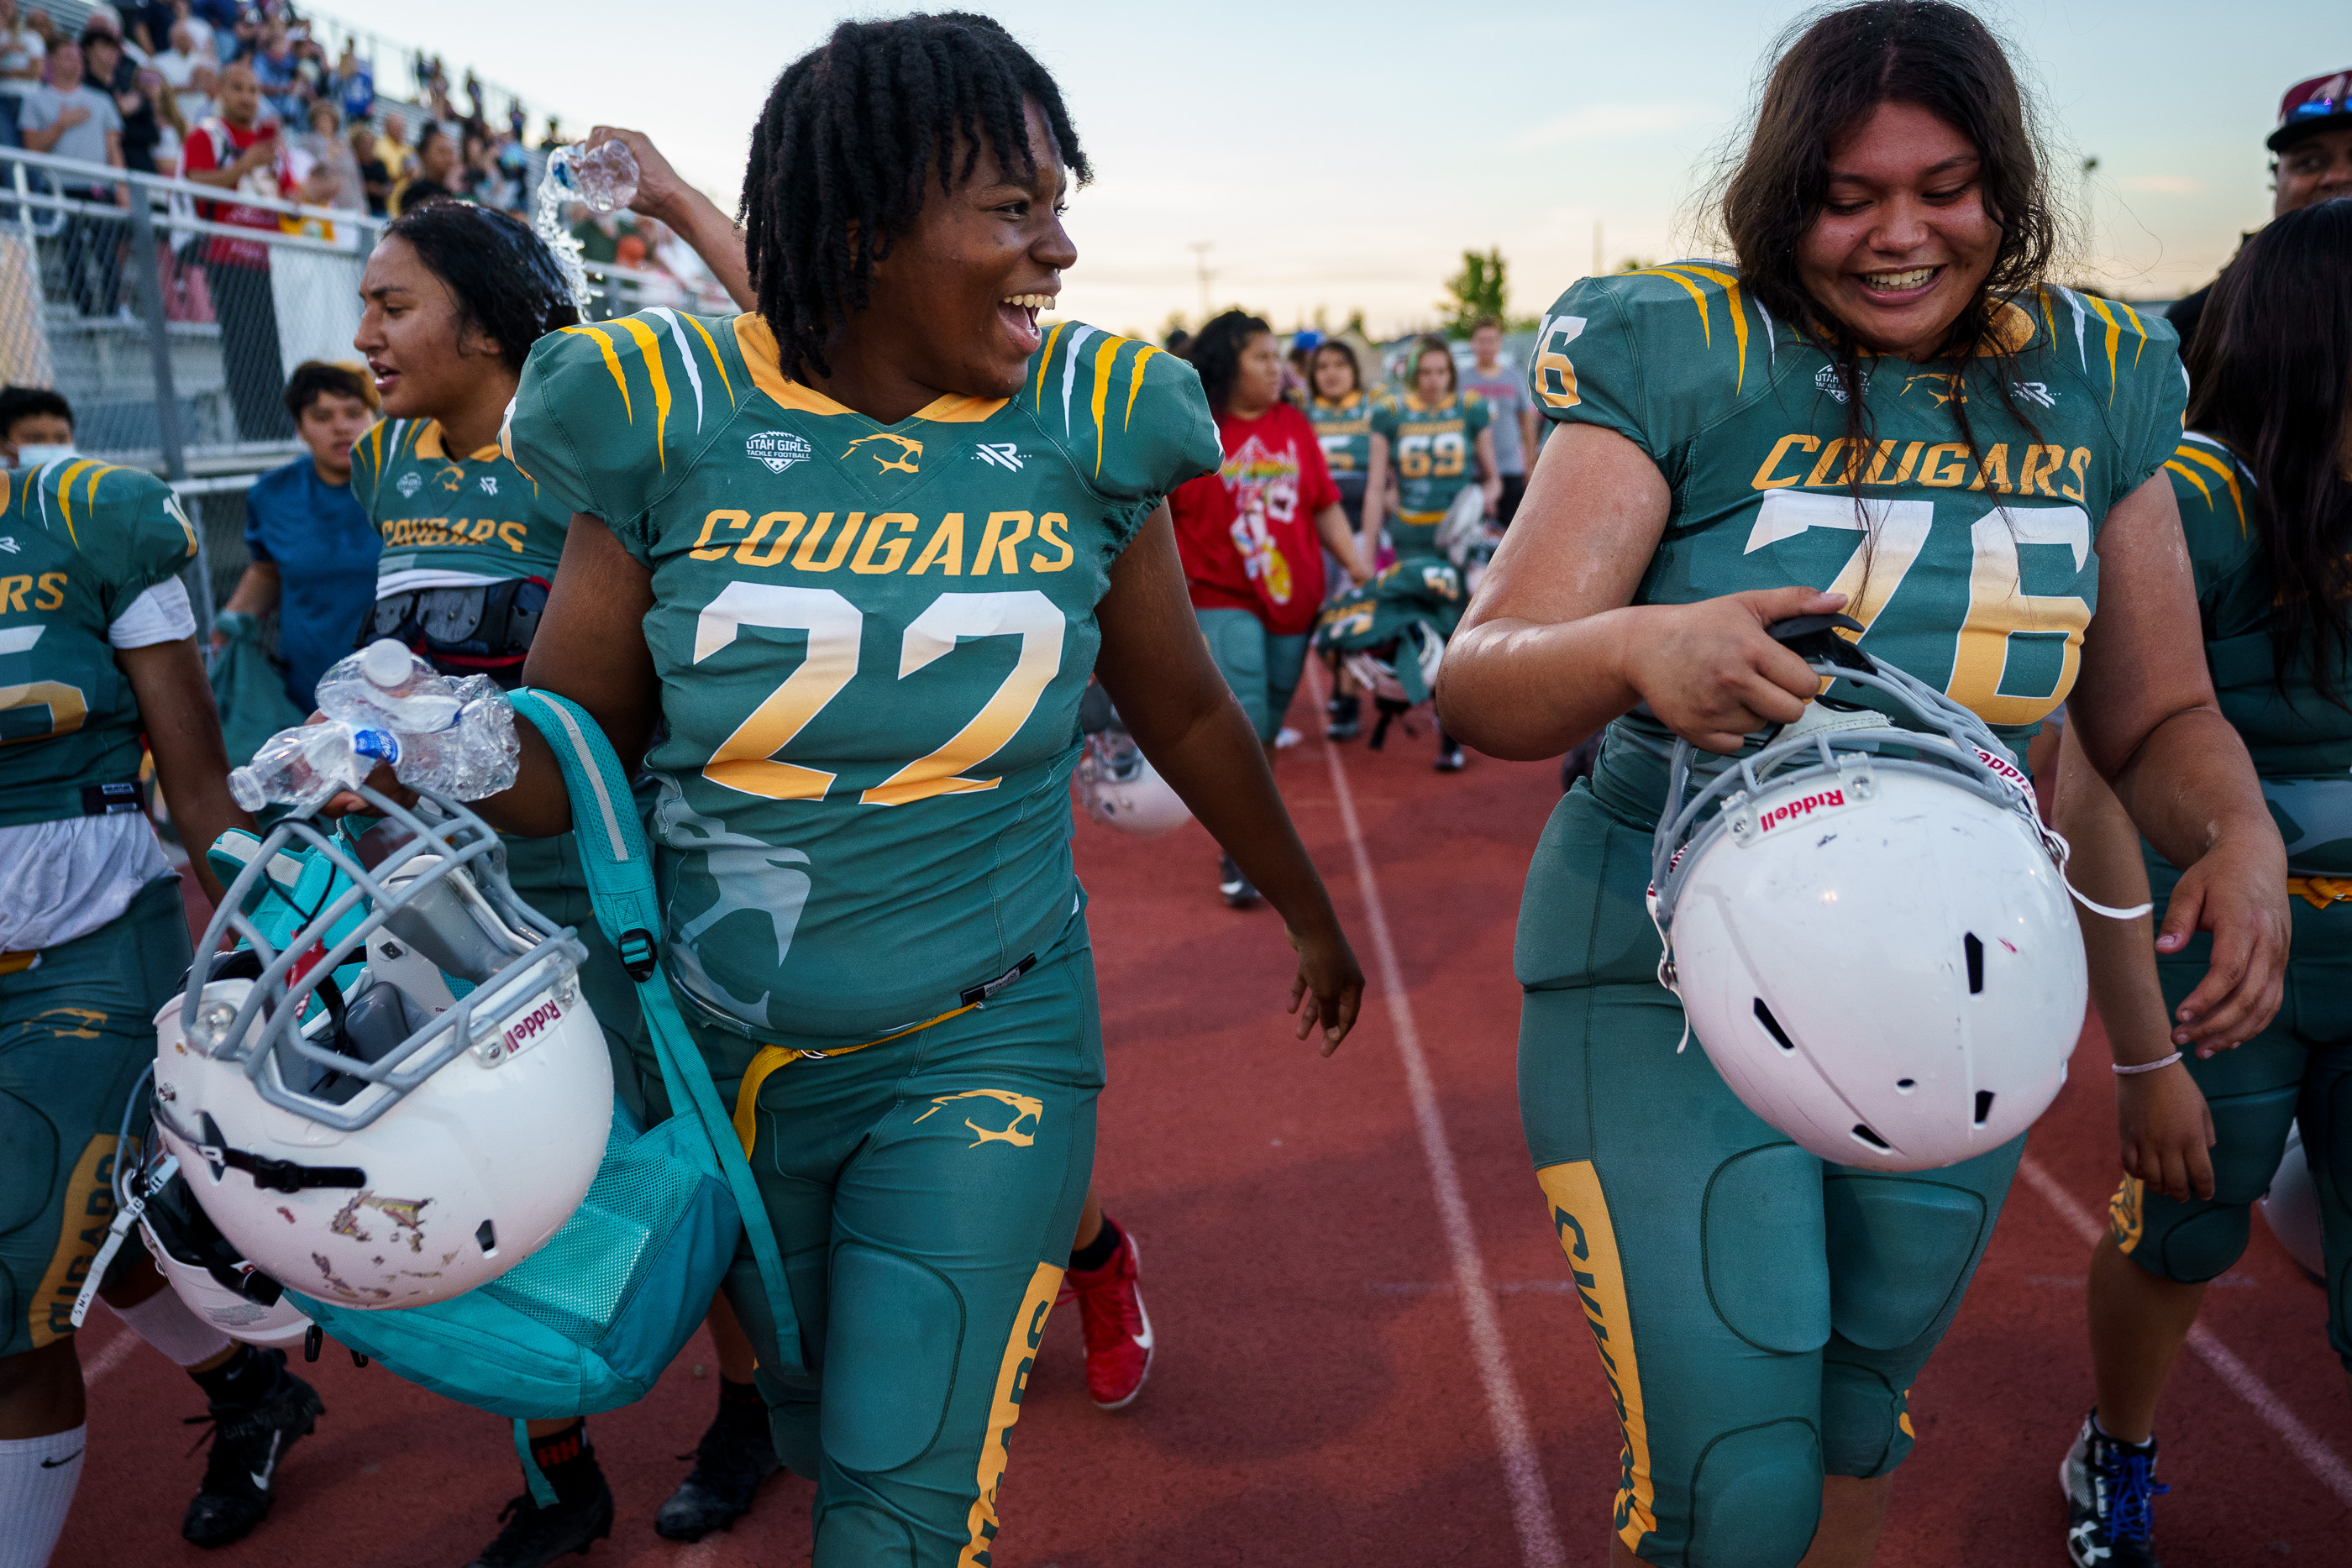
[2270,69,2352,150]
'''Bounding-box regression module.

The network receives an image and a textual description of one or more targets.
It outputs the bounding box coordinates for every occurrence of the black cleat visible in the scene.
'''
[1217,852,1260,908]
[181,1350,323,1549]
[1325,693,1362,742]
[468,1465,615,1567]
[654,1411,783,1541]
[2062,1412,2167,1567]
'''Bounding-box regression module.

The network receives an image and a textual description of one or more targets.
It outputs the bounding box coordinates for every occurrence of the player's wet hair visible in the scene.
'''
[743,12,1089,382]
[1187,310,1271,413]
[1411,336,1458,398]
[381,201,580,374]
[2184,198,2352,709]
[1314,340,1362,397]
[1718,1,2058,478]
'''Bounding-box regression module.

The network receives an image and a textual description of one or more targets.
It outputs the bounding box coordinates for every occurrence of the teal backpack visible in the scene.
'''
[283,689,803,1501]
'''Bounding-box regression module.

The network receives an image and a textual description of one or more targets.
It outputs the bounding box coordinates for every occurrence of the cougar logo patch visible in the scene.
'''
[914,1089,1043,1149]
[845,432,923,474]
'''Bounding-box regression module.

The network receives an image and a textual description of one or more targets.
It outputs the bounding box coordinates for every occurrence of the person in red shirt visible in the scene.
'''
[175,58,334,441]
[1171,309,1373,905]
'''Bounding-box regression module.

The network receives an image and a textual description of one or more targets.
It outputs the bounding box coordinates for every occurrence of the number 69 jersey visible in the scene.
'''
[1530,265,2186,766]
[507,312,1219,1040]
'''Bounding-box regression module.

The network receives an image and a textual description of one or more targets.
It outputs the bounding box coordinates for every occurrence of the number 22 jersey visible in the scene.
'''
[507,312,1219,1039]
[1530,263,2186,776]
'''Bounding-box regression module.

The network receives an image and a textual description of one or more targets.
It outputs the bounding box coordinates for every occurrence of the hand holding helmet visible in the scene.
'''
[1614,585,1853,754]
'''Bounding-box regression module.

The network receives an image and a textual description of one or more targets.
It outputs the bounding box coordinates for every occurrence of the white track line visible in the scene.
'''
[1309,669,1567,1568]
[2013,1153,2352,1507]
[79,1324,139,1387]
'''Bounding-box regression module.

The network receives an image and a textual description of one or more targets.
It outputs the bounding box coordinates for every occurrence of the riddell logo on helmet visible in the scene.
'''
[501,999,564,1056]
[1758,789,1845,833]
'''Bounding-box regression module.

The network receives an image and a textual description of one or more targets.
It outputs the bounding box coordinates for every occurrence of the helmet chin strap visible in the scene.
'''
[2036,821,2157,922]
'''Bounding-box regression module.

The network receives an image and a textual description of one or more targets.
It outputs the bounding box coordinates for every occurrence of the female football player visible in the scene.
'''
[1368,336,1499,770]
[1308,339,1383,740]
[591,116,1180,1431]
[2045,199,2352,1566]
[1172,309,1373,901]
[1436,5,2289,1566]
[462,17,1362,1566]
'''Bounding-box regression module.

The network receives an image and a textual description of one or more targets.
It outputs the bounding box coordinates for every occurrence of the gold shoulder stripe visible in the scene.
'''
[2171,443,2248,532]
[55,459,99,545]
[611,317,673,472]
[1033,323,1068,406]
[2164,458,2213,510]
[684,313,735,406]
[1122,344,1160,429]
[732,314,854,417]
[1631,267,1713,348]
[0,470,12,516]
[2117,300,2150,366]
[82,462,112,517]
[365,417,386,474]
[1668,264,1750,393]
[1088,333,1129,476]
[2083,295,2124,403]
[2038,286,2059,356]
[559,324,633,422]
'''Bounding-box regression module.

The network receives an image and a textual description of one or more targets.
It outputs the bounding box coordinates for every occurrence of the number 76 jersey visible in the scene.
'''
[1529,265,2187,759]
[507,312,1219,1040]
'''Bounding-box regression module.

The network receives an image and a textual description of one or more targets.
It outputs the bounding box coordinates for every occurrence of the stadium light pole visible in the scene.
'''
[1189,241,1214,320]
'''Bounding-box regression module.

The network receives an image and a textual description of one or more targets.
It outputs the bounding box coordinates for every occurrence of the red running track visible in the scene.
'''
[61,699,2351,1566]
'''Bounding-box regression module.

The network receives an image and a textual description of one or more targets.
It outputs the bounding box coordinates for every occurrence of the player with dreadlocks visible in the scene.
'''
[444,13,1364,1565]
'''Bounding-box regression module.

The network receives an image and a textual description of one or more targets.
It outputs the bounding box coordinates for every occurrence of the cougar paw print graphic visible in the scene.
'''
[914,1089,1044,1149]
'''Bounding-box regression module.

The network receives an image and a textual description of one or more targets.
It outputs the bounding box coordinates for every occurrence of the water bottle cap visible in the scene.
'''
[360,640,414,687]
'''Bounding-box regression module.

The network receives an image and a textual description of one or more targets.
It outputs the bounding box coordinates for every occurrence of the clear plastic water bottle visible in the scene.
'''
[549,139,639,215]
[228,722,397,813]
[370,700,520,802]
[315,640,464,734]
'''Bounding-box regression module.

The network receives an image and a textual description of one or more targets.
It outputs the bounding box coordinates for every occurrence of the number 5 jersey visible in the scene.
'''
[506,312,1219,1041]
[1528,263,2187,774]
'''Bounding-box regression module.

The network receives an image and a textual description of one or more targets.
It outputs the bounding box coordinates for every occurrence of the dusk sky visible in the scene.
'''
[361,0,2334,336]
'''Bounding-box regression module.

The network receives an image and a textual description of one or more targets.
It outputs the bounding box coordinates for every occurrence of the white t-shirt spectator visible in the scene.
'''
[0,24,45,102]
[155,41,213,91]
[21,81,123,170]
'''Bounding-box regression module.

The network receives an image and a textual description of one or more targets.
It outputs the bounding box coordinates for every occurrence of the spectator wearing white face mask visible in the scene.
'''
[0,385,78,469]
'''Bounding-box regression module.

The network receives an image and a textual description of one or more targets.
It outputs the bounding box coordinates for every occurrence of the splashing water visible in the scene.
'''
[533,158,596,315]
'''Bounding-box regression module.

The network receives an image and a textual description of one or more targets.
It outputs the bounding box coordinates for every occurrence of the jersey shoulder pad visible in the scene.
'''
[1019,322,1220,506]
[2163,432,2257,596]
[24,459,194,593]
[1530,262,1770,457]
[2029,285,2188,504]
[507,308,748,545]
[348,417,389,511]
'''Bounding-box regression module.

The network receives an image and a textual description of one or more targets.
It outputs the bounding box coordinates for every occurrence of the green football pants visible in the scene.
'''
[2110,871,2352,1370]
[684,935,1102,1568]
[0,874,191,1358]
[1517,782,2019,1568]
[1197,606,1310,744]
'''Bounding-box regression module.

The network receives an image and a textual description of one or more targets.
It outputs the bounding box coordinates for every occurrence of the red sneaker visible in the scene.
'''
[1058,1227,1153,1410]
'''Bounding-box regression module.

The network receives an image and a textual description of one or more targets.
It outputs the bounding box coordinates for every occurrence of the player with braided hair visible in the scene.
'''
[409,14,1368,1565]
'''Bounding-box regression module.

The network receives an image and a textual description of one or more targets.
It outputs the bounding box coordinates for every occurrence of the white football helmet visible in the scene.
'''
[125,1135,313,1347]
[1342,621,1446,709]
[2260,1124,2325,1282]
[153,786,612,1310]
[1649,617,2095,1173]
[1075,730,1191,836]
[1435,484,1491,566]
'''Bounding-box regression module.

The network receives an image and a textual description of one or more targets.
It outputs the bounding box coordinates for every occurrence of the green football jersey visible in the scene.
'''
[1534,263,2186,778]
[349,417,568,585]
[1372,390,1490,553]
[1308,391,1380,479]
[2157,430,2352,873]
[0,459,199,827]
[507,310,1220,1039]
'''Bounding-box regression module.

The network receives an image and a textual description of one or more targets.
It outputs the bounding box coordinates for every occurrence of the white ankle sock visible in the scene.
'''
[109,1288,233,1367]
[0,1425,85,1568]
